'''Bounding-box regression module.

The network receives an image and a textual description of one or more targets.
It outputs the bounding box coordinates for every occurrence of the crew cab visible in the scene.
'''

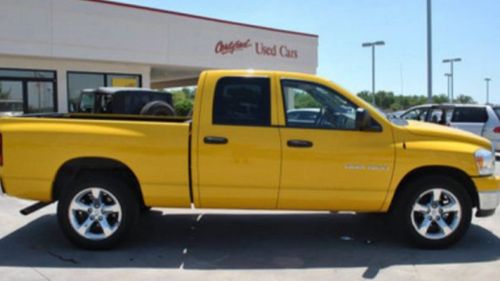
[0,70,498,249]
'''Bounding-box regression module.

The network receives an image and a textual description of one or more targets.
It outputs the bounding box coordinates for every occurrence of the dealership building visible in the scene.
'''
[0,0,318,114]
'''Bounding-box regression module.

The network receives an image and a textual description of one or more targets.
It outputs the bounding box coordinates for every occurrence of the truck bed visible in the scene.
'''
[0,115,192,207]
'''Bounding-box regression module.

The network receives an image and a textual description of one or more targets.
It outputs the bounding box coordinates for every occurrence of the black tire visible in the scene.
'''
[392,175,472,248]
[140,101,176,116]
[57,176,140,250]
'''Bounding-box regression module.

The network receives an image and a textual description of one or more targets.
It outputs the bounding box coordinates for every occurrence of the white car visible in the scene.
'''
[400,104,500,151]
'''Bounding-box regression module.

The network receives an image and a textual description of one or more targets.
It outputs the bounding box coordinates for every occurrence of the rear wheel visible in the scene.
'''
[57,176,139,250]
[393,176,472,248]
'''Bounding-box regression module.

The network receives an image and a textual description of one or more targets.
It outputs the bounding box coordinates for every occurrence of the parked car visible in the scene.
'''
[0,70,498,250]
[0,100,23,116]
[400,104,500,151]
[286,108,321,126]
[77,87,176,116]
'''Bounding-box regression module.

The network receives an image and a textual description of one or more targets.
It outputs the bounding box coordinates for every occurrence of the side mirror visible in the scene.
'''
[355,108,371,130]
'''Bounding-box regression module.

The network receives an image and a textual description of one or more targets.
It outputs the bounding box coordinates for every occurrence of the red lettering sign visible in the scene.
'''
[214,39,252,55]
[214,39,298,59]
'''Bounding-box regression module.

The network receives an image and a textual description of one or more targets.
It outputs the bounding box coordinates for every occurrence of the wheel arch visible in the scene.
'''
[52,157,145,207]
[390,166,479,211]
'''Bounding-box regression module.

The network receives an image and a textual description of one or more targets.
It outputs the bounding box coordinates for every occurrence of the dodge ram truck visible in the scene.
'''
[0,70,498,249]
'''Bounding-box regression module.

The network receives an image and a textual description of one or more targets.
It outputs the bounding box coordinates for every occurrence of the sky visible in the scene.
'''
[113,0,500,104]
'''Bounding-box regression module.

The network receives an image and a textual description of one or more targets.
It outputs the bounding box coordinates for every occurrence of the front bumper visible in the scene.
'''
[478,191,500,212]
[472,176,500,217]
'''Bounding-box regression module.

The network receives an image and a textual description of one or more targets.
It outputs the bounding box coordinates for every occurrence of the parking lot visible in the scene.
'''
[0,168,499,281]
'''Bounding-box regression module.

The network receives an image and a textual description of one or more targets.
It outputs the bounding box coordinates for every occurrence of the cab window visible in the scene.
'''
[213,77,271,126]
[281,79,357,130]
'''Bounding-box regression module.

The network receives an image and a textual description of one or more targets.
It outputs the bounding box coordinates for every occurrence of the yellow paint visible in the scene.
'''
[0,69,498,213]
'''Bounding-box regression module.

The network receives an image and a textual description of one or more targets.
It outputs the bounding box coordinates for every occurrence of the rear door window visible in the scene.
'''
[451,107,488,123]
[212,77,271,126]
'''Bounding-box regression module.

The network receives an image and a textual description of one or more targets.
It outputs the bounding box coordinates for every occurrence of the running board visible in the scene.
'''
[20,201,52,216]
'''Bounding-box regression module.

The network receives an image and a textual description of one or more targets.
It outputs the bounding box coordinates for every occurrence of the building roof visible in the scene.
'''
[84,0,319,38]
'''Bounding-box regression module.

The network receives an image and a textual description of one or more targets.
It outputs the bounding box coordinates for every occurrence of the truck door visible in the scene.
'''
[194,74,281,209]
[276,78,395,211]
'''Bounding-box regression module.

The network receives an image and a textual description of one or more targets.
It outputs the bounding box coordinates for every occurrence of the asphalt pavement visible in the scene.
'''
[0,166,498,281]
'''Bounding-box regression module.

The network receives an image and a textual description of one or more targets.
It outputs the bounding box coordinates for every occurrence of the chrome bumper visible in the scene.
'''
[478,191,500,211]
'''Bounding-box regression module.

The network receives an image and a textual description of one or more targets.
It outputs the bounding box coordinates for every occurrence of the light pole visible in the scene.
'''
[362,41,385,106]
[427,0,433,103]
[442,58,461,103]
[445,73,451,102]
[485,78,491,104]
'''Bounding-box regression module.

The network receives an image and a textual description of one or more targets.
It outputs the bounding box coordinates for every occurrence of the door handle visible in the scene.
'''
[204,136,228,145]
[287,139,313,148]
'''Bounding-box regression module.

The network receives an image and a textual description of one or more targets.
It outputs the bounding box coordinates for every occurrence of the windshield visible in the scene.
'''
[493,107,500,120]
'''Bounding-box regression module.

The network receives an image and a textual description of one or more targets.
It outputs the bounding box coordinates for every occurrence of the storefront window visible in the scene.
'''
[67,72,141,112]
[0,69,55,79]
[0,68,57,115]
[27,81,55,113]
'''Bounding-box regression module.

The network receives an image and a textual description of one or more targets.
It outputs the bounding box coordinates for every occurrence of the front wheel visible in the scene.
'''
[57,176,139,250]
[394,176,472,248]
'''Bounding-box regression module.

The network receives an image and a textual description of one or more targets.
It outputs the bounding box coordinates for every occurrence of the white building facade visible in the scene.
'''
[0,0,318,114]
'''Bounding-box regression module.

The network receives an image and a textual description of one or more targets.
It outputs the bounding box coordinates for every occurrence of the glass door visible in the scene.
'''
[0,69,57,114]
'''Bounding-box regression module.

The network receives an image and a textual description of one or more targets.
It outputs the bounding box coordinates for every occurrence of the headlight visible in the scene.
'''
[474,148,495,176]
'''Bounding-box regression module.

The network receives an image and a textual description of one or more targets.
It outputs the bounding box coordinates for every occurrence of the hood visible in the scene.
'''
[403,121,491,149]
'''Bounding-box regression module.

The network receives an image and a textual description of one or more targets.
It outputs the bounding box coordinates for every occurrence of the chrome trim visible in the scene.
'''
[478,191,500,210]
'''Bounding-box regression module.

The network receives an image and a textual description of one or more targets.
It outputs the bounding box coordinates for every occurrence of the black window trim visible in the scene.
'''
[211,76,273,128]
[280,78,382,132]
[66,71,143,112]
[0,67,58,113]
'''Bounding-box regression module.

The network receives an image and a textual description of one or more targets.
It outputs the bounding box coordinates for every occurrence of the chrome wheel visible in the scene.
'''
[410,188,462,240]
[68,187,122,241]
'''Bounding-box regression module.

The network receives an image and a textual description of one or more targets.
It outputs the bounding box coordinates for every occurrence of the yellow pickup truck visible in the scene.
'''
[0,70,499,249]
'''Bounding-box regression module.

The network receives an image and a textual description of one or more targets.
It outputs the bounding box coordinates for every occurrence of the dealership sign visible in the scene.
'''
[214,39,298,59]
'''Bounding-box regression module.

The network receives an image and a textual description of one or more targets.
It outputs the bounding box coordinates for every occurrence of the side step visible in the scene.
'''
[20,201,52,216]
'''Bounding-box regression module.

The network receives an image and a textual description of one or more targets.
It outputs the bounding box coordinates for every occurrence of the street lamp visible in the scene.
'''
[485,78,491,104]
[445,73,451,102]
[442,58,461,103]
[427,0,433,103]
[362,41,385,106]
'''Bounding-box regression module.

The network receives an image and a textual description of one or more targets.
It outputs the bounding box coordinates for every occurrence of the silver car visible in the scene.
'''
[400,104,500,151]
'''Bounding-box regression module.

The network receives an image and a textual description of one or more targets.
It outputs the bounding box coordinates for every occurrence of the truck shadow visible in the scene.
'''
[0,211,498,279]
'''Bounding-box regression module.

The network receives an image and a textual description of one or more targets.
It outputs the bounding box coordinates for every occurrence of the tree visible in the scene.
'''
[454,95,476,104]
[168,87,195,116]
[356,90,476,111]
